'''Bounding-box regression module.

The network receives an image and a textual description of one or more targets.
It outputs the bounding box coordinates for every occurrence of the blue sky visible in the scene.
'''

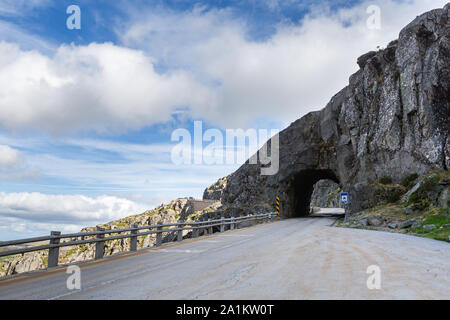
[0,0,446,240]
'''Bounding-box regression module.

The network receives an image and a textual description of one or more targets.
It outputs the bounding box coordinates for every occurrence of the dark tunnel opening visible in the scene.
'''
[286,169,340,218]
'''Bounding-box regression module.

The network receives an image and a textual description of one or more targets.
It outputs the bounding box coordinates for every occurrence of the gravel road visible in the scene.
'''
[0,214,449,300]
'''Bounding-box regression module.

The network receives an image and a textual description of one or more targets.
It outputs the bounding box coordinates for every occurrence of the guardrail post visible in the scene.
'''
[95,227,105,260]
[208,219,213,235]
[202,221,207,236]
[231,217,235,230]
[48,231,61,268]
[130,224,138,252]
[220,217,225,232]
[177,223,183,242]
[156,222,163,247]
[192,224,199,238]
[199,221,204,236]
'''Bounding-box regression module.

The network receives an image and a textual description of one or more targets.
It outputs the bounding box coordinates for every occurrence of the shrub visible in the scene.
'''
[408,175,440,205]
[386,189,403,203]
[388,39,398,47]
[401,173,419,189]
[375,184,407,204]
[378,176,393,185]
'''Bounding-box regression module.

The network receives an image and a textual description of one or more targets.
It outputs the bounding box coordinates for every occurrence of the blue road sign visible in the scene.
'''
[341,192,349,205]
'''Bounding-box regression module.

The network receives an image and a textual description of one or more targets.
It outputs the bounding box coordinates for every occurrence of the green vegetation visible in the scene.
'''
[388,39,398,47]
[410,207,450,242]
[340,171,449,243]
[115,222,129,229]
[408,175,440,205]
[375,182,407,203]
[378,176,393,185]
[401,173,419,189]
[64,247,79,258]
[341,203,449,243]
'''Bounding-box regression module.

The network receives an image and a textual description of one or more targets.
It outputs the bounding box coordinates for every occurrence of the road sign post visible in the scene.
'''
[341,192,349,224]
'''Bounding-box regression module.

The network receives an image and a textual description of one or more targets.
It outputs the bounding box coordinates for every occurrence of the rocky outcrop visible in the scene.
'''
[209,4,450,217]
[203,176,228,200]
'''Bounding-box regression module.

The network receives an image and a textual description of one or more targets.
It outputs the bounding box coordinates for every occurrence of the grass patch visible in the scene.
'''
[343,202,450,243]
[115,222,129,229]
[64,247,79,258]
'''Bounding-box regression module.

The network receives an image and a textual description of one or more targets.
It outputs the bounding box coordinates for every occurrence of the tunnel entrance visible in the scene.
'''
[285,169,340,218]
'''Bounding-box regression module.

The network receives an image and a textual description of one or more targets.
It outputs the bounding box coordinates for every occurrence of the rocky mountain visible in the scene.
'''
[206,4,449,218]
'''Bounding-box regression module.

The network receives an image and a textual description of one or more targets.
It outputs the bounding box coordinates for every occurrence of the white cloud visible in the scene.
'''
[0,0,447,133]
[0,191,151,240]
[0,134,239,205]
[120,0,448,128]
[0,192,147,224]
[0,144,22,167]
[0,144,40,180]
[0,41,213,134]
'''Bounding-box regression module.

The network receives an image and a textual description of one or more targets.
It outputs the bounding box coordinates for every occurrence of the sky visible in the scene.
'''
[0,0,447,240]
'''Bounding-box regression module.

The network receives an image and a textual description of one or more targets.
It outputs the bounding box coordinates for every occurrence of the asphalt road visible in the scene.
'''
[0,213,449,300]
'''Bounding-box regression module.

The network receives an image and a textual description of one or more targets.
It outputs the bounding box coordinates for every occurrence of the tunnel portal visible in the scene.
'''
[285,169,340,218]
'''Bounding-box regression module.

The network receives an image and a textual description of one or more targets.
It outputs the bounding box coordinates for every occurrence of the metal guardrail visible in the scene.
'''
[0,213,277,268]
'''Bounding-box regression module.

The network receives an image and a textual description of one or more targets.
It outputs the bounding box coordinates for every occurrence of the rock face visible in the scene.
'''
[309,180,342,208]
[207,5,450,218]
[203,176,228,200]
